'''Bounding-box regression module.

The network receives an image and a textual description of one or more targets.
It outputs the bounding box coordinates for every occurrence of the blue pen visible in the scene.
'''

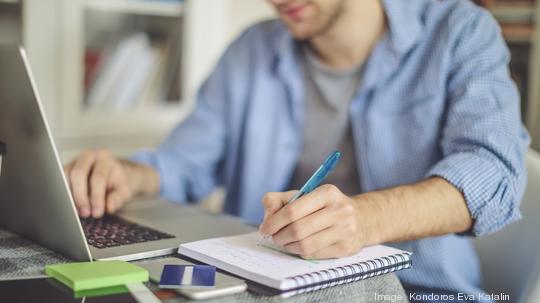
[257,151,341,245]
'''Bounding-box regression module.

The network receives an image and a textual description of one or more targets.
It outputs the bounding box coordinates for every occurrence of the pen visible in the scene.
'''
[257,151,341,245]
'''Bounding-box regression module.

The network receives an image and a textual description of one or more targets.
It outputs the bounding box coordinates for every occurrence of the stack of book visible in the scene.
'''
[475,0,536,120]
[84,31,181,111]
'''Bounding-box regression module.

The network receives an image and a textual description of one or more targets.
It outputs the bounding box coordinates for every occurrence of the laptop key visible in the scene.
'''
[93,243,106,249]
[81,216,175,249]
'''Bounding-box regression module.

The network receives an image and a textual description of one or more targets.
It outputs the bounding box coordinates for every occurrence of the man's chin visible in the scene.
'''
[285,25,317,40]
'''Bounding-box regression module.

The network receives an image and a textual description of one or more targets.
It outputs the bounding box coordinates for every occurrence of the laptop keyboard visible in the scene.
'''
[81,216,175,249]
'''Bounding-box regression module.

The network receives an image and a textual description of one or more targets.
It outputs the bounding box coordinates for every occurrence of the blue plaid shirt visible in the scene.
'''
[134,0,529,301]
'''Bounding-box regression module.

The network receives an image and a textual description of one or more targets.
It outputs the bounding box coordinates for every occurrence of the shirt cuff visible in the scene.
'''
[130,150,187,203]
[426,152,522,237]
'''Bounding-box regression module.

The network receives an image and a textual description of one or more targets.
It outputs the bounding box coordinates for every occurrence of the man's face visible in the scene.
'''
[267,0,345,39]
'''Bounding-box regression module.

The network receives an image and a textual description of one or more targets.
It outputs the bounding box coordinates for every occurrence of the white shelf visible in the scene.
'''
[489,6,535,24]
[84,0,184,17]
[61,102,193,138]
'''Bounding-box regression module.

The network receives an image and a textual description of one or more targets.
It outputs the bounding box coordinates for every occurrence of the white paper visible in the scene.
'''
[179,232,410,290]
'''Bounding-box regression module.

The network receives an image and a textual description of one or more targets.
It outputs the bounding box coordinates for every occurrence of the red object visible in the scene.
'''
[84,49,104,92]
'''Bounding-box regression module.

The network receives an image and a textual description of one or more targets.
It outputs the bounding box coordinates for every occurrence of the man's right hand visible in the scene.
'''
[63,150,159,218]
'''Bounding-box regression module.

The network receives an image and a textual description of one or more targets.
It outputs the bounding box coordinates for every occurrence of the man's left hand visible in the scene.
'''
[259,184,365,259]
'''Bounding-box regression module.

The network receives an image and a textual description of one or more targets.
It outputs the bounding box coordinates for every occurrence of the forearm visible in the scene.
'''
[353,177,473,246]
[121,159,160,196]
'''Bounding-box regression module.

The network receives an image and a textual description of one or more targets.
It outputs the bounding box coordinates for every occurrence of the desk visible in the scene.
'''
[0,228,409,303]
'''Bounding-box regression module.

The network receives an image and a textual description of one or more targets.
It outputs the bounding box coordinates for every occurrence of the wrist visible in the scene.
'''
[121,160,160,196]
[351,192,392,246]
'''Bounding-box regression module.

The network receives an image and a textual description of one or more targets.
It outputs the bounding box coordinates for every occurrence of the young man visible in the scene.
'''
[64,0,529,301]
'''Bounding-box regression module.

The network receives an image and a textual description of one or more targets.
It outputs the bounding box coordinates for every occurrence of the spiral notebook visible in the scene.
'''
[178,232,412,297]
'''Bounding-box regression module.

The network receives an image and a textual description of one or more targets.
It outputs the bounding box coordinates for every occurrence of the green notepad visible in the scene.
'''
[74,285,130,299]
[45,260,148,292]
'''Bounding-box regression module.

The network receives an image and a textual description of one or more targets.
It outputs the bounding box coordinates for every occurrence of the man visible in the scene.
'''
[64,0,529,301]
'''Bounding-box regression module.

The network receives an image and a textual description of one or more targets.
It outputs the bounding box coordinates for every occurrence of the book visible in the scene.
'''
[476,0,536,25]
[45,260,149,292]
[488,6,535,24]
[111,40,158,110]
[498,23,535,44]
[86,33,158,111]
[178,232,412,298]
[137,37,175,109]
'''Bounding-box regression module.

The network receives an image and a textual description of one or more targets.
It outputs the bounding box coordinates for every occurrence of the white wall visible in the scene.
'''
[225,0,275,42]
[184,0,275,101]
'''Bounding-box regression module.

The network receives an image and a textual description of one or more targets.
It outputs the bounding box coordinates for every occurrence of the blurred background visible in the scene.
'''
[1,1,540,300]
[0,0,274,161]
[0,0,539,160]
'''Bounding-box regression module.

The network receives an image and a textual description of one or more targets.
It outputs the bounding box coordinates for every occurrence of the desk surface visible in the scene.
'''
[0,228,408,303]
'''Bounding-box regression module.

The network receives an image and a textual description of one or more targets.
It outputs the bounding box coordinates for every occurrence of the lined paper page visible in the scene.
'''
[179,232,409,290]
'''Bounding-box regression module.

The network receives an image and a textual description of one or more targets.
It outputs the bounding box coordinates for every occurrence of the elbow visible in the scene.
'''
[427,147,528,237]
[469,165,527,237]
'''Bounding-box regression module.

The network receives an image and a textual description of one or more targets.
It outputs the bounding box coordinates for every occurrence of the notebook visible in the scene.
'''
[178,232,412,297]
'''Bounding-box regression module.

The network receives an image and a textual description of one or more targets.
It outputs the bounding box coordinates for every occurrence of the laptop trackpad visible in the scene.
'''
[120,199,255,241]
[120,199,202,222]
[158,215,255,242]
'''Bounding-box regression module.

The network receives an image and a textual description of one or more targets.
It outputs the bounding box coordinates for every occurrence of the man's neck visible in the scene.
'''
[307,0,386,71]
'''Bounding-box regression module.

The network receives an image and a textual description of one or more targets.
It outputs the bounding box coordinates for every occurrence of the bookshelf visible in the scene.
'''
[530,3,540,150]
[20,0,274,160]
[476,1,539,136]
[14,0,540,154]
[83,0,184,17]
[57,0,189,160]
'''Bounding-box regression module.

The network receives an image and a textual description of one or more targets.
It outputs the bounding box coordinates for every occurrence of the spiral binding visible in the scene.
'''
[282,252,412,297]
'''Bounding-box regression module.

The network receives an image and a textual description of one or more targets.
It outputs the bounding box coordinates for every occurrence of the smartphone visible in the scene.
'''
[137,257,247,300]
[0,277,140,303]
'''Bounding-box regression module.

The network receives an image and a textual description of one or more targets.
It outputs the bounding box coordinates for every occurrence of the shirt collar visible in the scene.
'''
[271,0,425,66]
[382,0,424,57]
[271,22,304,127]
[270,0,425,115]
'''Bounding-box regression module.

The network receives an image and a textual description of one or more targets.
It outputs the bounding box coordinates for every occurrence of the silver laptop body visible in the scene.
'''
[0,46,254,262]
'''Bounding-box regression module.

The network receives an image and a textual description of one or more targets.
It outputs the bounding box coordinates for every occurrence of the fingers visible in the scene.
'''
[283,226,339,257]
[260,184,341,236]
[272,207,336,246]
[65,150,128,218]
[301,242,357,260]
[68,152,97,218]
[260,184,365,260]
[261,191,297,221]
[106,187,131,214]
[89,154,115,218]
[284,225,361,260]
[64,162,88,218]
[105,165,132,214]
[63,162,74,180]
[63,162,75,199]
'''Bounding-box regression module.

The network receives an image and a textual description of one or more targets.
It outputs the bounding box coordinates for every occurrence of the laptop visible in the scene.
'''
[0,46,254,262]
